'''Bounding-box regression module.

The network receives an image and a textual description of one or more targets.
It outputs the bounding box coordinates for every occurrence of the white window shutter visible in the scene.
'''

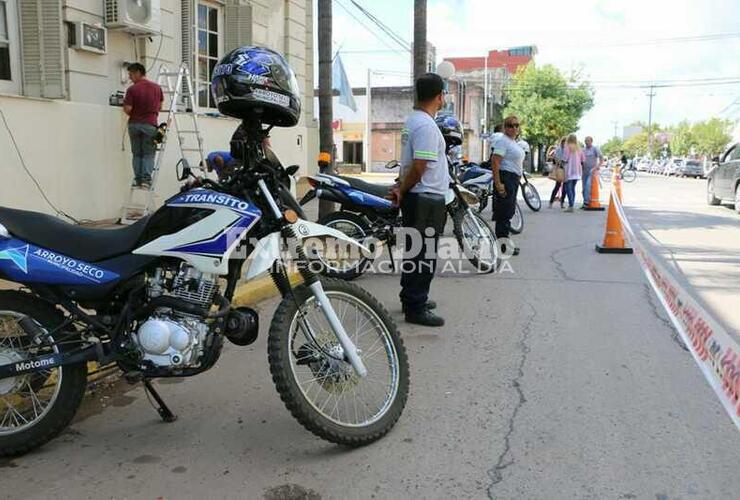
[225,1,252,52]
[181,0,195,70]
[19,0,65,99]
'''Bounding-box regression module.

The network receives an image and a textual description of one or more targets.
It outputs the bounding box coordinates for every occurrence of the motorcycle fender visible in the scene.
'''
[244,219,371,280]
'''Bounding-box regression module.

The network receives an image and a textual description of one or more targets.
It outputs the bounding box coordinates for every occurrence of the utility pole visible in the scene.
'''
[413,0,427,87]
[364,69,372,173]
[646,86,656,157]
[317,0,334,217]
[611,120,618,139]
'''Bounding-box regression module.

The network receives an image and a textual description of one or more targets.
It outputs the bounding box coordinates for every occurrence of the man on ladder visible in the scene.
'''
[120,63,205,224]
[123,63,164,189]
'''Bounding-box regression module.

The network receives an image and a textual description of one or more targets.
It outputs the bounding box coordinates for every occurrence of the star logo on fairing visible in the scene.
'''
[0,244,29,273]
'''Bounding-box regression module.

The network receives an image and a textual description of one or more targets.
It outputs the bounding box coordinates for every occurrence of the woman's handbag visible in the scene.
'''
[549,164,565,182]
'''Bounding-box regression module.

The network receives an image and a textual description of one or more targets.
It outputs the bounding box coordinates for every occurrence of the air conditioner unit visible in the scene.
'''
[73,22,108,54]
[105,0,161,35]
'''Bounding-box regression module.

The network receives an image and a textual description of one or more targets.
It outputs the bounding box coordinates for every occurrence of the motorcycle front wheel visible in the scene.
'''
[268,278,409,446]
[452,208,498,273]
[521,181,542,212]
[510,203,524,234]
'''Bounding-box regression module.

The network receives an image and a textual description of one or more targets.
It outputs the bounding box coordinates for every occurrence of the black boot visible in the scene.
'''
[405,309,445,327]
[401,300,437,314]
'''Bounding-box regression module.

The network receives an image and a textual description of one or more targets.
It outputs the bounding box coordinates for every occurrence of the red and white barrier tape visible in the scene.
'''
[610,185,740,430]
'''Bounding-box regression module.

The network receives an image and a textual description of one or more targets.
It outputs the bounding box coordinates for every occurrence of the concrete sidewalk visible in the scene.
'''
[2,177,739,499]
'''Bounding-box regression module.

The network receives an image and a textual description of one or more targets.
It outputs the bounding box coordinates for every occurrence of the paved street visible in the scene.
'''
[2,177,740,499]
[621,173,740,337]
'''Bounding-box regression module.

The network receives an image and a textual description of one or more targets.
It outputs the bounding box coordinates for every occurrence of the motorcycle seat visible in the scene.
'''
[0,207,151,263]
[336,176,393,199]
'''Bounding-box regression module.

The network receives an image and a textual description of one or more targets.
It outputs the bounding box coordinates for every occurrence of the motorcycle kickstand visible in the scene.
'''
[143,379,177,423]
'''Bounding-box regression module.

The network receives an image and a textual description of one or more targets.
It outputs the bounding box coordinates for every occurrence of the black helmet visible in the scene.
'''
[435,114,464,146]
[211,46,301,127]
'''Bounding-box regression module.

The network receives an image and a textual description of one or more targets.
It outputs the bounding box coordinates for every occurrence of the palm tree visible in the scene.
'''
[317,0,335,216]
[413,0,427,85]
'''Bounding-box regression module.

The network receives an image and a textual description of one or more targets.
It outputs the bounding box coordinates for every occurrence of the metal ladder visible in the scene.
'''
[120,63,206,224]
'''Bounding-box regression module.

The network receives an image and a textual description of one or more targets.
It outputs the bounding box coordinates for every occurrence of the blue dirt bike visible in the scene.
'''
[299,160,498,280]
[0,120,409,457]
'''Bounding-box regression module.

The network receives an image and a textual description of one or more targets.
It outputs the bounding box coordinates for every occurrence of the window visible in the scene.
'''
[731,145,740,162]
[508,47,532,57]
[343,141,363,165]
[196,1,223,109]
[0,0,20,93]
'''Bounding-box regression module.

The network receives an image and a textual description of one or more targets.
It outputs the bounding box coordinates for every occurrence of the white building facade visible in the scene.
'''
[0,0,317,220]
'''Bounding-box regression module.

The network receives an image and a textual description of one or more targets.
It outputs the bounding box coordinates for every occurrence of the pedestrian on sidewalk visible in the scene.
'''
[562,134,584,212]
[491,116,525,254]
[581,136,604,208]
[388,73,447,327]
[123,63,163,189]
[549,137,567,208]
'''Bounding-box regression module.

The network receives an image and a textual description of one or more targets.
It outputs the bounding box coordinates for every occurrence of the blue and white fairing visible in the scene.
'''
[0,239,119,285]
[133,189,262,275]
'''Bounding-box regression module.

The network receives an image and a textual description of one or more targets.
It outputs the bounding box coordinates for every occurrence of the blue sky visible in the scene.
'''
[325,0,740,143]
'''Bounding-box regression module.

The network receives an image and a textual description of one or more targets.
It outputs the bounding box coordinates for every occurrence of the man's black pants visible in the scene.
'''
[399,192,447,314]
[492,170,521,239]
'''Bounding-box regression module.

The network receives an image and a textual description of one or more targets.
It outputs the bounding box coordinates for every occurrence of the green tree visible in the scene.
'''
[621,122,665,157]
[691,118,734,156]
[601,136,623,157]
[622,132,648,156]
[669,120,694,156]
[503,63,594,148]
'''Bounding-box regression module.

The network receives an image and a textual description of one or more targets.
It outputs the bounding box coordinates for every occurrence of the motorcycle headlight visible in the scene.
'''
[461,190,480,207]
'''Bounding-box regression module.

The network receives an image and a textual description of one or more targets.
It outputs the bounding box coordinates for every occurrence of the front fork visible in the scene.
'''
[258,180,368,378]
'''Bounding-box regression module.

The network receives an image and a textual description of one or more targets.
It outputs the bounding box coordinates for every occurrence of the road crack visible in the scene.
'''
[642,283,688,352]
[486,300,536,498]
[549,241,592,282]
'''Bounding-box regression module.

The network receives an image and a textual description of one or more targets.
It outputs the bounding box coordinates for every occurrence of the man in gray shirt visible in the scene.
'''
[388,73,447,327]
[582,136,604,207]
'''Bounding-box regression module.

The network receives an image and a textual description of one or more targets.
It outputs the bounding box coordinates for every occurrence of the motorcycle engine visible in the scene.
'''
[134,265,218,368]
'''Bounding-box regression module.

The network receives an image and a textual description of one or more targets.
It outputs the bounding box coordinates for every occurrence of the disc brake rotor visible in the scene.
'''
[298,338,358,394]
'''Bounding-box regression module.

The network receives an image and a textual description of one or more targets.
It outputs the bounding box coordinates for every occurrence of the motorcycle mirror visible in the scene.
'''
[176,159,193,182]
[285,165,300,176]
[385,160,399,170]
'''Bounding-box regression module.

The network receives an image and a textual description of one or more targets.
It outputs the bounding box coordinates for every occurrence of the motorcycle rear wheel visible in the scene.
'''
[0,292,87,457]
[268,278,409,446]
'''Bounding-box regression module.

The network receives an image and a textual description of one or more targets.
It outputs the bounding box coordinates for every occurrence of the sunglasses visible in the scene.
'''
[506,123,520,129]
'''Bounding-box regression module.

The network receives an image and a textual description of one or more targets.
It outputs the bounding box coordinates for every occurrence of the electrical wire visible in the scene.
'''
[333,0,401,54]
[145,32,167,74]
[347,0,411,51]
[0,108,80,224]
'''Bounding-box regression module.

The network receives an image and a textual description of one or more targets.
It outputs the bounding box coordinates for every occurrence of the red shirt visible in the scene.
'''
[124,79,163,127]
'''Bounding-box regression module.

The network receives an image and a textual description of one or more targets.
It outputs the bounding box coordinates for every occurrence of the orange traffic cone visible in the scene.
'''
[595,177,633,254]
[583,171,605,211]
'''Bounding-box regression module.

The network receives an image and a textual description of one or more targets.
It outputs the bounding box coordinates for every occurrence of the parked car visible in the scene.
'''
[676,159,704,178]
[666,158,684,176]
[706,143,740,212]
[636,159,651,172]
